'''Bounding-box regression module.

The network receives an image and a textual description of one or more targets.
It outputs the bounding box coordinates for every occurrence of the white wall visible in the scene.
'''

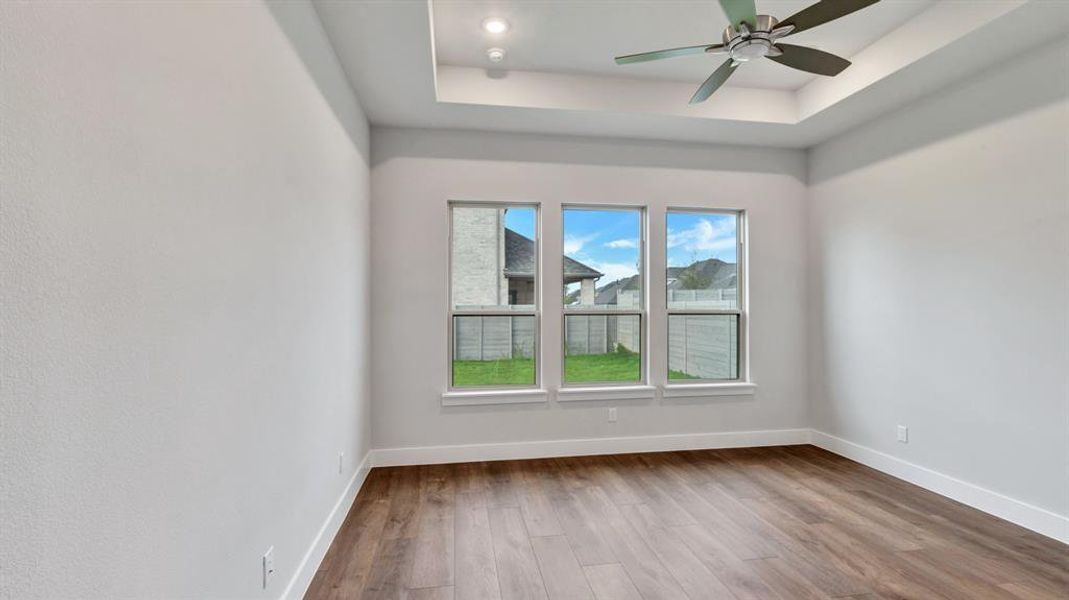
[370,128,808,450]
[3,3,1065,595]
[808,39,1069,521]
[0,2,370,598]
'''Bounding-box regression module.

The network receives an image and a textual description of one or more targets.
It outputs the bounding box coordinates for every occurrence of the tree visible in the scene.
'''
[678,253,711,289]
[677,268,711,290]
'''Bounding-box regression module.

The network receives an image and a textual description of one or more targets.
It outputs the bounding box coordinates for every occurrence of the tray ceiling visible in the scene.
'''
[432,0,934,91]
[313,0,1069,148]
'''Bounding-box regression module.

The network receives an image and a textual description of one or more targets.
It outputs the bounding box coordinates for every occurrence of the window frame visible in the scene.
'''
[560,204,648,388]
[447,200,541,391]
[664,207,748,384]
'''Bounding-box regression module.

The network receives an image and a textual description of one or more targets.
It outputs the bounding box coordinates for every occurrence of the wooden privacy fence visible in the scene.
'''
[453,316,535,361]
[667,314,738,379]
[564,314,640,356]
[454,287,739,379]
[453,314,736,378]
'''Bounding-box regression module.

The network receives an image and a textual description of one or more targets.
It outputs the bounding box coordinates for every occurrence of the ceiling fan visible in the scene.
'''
[615,0,880,104]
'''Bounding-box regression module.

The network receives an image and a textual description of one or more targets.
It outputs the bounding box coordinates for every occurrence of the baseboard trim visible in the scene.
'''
[282,451,372,600]
[810,430,1069,544]
[370,428,810,467]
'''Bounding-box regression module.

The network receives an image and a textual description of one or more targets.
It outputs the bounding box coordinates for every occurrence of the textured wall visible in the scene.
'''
[0,1,371,597]
[808,39,1069,519]
[370,127,808,449]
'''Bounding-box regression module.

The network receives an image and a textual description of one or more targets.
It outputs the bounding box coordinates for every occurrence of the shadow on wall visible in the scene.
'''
[370,127,808,181]
[264,0,370,162]
[809,37,1069,184]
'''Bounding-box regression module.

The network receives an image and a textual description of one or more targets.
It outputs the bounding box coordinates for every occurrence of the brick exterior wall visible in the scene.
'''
[451,206,507,308]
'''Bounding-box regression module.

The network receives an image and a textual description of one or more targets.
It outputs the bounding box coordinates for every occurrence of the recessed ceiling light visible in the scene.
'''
[482,17,509,34]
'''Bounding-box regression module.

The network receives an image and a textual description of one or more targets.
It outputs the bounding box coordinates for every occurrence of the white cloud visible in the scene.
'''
[587,261,639,283]
[604,238,638,249]
[667,218,736,252]
[564,233,598,255]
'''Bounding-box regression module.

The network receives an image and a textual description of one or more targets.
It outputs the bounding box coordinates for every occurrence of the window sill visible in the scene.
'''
[661,382,757,399]
[557,385,656,402]
[441,388,548,407]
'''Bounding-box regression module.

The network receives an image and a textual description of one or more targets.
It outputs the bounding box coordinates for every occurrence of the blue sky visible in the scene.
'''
[666,212,737,267]
[505,208,736,285]
[563,209,642,284]
[505,207,535,239]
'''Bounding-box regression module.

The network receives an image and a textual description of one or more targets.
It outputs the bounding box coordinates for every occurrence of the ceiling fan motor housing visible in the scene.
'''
[723,15,784,62]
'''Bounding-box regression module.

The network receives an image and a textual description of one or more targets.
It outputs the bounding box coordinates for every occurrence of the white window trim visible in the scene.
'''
[447,201,543,397]
[663,208,749,386]
[444,205,751,405]
[442,388,549,407]
[561,205,648,388]
[661,382,756,399]
[556,385,656,402]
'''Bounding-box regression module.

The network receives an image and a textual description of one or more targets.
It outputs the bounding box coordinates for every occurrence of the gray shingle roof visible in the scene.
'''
[575,259,737,305]
[504,228,601,280]
[595,275,639,304]
[667,258,737,291]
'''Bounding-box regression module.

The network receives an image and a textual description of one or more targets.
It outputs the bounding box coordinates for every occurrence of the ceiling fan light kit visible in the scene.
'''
[614,0,881,104]
[717,16,794,63]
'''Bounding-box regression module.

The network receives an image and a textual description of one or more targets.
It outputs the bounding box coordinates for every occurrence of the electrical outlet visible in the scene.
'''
[897,425,909,443]
[608,407,617,423]
[263,546,275,589]
[338,452,344,474]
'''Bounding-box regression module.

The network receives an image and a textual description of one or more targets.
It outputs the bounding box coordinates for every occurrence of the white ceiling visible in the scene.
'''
[432,0,934,91]
[312,0,1069,148]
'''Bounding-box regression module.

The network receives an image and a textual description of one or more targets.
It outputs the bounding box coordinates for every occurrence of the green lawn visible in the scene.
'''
[564,351,640,383]
[452,357,535,387]
[453,350,643,386]
[453,351,702,386]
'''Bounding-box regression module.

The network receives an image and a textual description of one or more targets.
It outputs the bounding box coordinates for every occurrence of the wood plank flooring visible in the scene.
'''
[305,445,1069,600]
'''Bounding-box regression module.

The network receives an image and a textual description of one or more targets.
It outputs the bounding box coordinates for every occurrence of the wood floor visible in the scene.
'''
[305,445,1068,600]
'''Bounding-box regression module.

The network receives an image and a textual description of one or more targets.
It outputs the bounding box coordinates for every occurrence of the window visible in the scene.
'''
[562,207,644,385]
[449,203,539,388]
[666,210,744,381]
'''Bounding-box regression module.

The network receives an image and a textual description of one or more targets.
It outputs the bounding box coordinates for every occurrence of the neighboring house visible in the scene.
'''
[591,276,641,307]
[668,258,738,308]
[452,207,601,307]
[506,229,603,305]
[453,208,603,362]
[667,258,737,292]
[570,258,737,307]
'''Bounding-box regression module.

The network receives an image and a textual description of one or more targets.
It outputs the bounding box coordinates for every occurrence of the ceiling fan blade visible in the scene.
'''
[689,58,738,104]
[767,43,851,76]
[718,0,757,29]
[779,0,880,36]
[615,44,723,65]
